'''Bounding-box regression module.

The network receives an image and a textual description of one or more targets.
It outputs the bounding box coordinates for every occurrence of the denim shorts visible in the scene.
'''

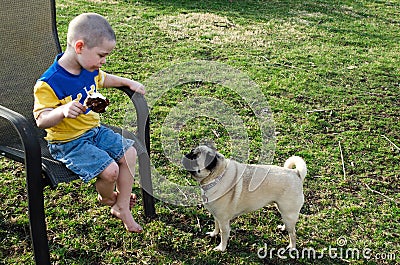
[48,125,135,183]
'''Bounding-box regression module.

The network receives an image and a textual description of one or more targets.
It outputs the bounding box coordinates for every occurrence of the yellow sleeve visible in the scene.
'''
[96,70,106,89]
[33,81,60,119]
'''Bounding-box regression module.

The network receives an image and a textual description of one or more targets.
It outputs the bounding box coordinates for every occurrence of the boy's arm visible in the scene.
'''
[36,101,87,129]
[34,81,87,129]
[103,73,146,95]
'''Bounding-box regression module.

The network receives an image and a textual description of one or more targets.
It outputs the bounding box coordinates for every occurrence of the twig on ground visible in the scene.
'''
[381,135,400,151]
[176,186,188,201]
[364,182,399,205]
[196,216,201,230]
[306,109,332,113]
[338,141,346,180]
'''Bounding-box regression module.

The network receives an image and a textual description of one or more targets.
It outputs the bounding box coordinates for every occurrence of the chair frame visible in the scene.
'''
[0,1,156,264]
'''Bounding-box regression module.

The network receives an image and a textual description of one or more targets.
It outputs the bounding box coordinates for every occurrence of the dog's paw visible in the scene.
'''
[213,244,226,252]
[206,231,219,237]
[286,243,296,251]
[277,224,286,231]
[286,245,297,252]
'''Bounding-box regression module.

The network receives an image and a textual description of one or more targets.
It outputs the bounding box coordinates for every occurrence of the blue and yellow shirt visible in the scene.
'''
[33,53,106,142]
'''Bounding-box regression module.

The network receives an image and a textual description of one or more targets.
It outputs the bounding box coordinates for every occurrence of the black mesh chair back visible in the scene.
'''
[0,0,79,186]
[0,1,59,138]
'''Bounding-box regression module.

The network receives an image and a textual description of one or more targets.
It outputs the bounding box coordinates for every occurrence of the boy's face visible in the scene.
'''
[77,39,116,72]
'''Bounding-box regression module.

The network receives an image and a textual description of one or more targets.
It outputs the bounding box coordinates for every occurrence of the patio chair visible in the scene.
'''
[0,0,156,264]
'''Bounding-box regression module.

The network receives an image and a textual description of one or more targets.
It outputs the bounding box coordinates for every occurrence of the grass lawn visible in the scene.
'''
[1,0,399,264]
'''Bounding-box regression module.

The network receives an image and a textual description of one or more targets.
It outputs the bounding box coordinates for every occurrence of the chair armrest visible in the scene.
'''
[115,87,150,153]
[115,87,156,218]
[0,106,42,174]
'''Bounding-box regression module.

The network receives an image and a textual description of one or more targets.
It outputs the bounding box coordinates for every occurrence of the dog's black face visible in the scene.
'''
[182,146,219,178]
[182,149,199,176]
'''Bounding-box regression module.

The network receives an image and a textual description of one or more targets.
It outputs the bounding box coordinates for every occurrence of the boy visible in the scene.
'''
[33,13,145,233]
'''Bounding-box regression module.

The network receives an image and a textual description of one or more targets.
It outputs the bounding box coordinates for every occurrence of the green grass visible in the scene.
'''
[1,0,399,264]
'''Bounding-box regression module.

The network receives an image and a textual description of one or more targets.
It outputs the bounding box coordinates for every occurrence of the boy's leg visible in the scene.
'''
[97,189,137,208]
[96,162,119,206]
[111,146,143,233]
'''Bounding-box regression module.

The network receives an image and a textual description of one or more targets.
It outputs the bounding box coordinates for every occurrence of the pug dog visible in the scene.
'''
[182,145,307,252]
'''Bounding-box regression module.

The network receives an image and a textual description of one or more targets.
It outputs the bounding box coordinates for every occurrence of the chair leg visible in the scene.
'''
[138,153,156,218]
[26,169,51,264]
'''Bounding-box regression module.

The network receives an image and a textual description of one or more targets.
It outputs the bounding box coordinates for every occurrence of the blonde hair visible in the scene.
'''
[67,13,116,48]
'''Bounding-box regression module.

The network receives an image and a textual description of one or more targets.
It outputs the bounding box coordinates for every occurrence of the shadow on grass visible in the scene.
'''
[0,213,31,260]
[135,0,394,44]
[135,0,333,21]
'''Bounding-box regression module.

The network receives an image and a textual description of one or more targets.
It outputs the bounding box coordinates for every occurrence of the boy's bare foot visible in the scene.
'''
[98,193,137,209]
[110,205,143,233]
[98,193,117,206]
[129,193,137,209]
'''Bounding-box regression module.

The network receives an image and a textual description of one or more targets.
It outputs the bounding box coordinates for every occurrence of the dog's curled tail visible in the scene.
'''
[284,156,307,182]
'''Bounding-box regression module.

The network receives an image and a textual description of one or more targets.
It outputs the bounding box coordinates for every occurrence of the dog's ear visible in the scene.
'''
[201,141,217,151]
[185,148,198,160]
[205,151,218,171]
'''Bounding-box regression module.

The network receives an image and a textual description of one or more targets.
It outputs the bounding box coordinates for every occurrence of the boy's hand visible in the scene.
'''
[128,80,146,95]
[62,101,87,118]
[35,101,86,129]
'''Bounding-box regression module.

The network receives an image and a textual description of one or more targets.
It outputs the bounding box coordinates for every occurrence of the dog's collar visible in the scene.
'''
[201,173,224,192]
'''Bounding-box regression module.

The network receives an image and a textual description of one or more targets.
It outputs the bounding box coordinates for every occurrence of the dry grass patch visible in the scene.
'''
[156,12,312,48]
